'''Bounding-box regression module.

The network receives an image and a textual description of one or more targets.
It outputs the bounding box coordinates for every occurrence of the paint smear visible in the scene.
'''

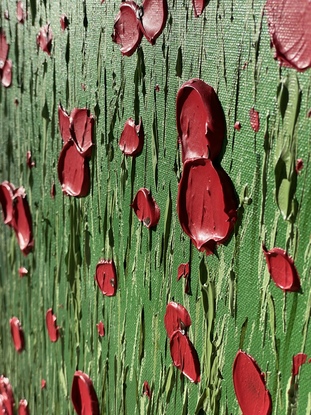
[18,399,29,415]
[164,301,192,339]
[177,158,237,255]
[234,121,241,131]
[142,381,151,399]
[292,353,307,376]
[95,260,117,296]
[45,308,60,342]
[176,78,225,162]
[139,0,168,44]
[265,0,311,71]
[233,350,272,415]
[249,108,260,132]
[96,321,105,337]
[263,245,301,292]
[170,330,201,383]
[10,317,25,353]
[36,24,53,55]
[71,371,99,415]
[296,159,303,173]
[0,376,14,415]
[112,1,143,56]
[131,188,160,228]
[119,117,144,156]
[192,0,208,17]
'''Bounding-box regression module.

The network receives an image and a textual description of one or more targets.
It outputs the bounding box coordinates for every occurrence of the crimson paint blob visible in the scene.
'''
[176,79,225,162]
[0,181,15,225]
[95,260,117,296]
[10,317,25,353]
[192,0,208,17]
[96,321,105,337]
[18,267,28,277]
[233,350,272,415]
[177,158,237,255]
[138,0,168,44]
[36,24,53,55]
[60,14,69,31]
[112,2,143,56]
[296,158,303,173]
[18,399,29,415]
[119,118,144,156]
[249,107,260,132]
[164,301,192,339]
[0,30,12,88]
[46,308,60,342]
[0,375,14,415]
[292,353,307,377]
[131,188,160,228]
[265,0,311,71]
[71,371,99,415]
[41,379,46,389]
[262,245,301,292]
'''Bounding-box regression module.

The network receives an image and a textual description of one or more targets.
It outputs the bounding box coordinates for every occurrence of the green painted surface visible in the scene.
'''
[0,1,311,414]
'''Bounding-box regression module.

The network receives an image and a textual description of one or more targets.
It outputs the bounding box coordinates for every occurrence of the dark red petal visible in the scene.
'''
[96,321,105,337]
[95,260,117,297]
[0,375,14,415]
[131,188,160,228]
[71,371,99,415]
[46,308,60,342]
[177,159,237,255]
[234,121,241,131]
[18,399,29,415]
[70,108,94,158]
[233,350,272,415]
[60,14,69,31]
[112,1,143,57]
[176,79,225,162]
[119,118,144,156]
[177,263,190,281]
[12,187,34,255]
[139,0,168,44]
[142,381,151,398]
[36,24,53,55]
[57,140,91,197]
[192,0,208,17]
[0,181,15,225]
[10,317,25,353]
[0,30,9,69]
[265,0,311,71]
[170,330,200,383]
[262,246,301,292]
[292,353,307,376]
[58,104,71,144]
[249,107,260,132]
[164,302,192,339]
[1,59,12,88]
[296,158,303,173]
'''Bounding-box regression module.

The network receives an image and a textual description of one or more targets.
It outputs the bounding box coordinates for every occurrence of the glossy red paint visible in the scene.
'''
[177,158,237,255]
[142,381,151,399]
[112,2,143,57]
[10,317,25,353]
[131,188,160,228]
[11,187,34,255]
[170,330,201,383]
[95,260,117,296]
[96,321,105,337]
[0,181,15,225]
[292,353,307,376]
[70,108,94,158]
[164,301,192,339]
[58,140,91,197]
[296,158,303,173]
[36,24,53,55]
[1,58,12,88]
[26,151,35,169]
[41,379,46,389]
[119,118,144,156]
[0,30,9,70]
[18,267,28,277]
[265,0,311,71]
[234,121,241,131]
[46,308,60,342]
[18,399,29,415]
[0,375,14,415]
[233,350,272,415]
[249,107,260,132]
[176,79,225,162]
[71,371,99,415]
[60,14,69,31]
[16,2,26,23]
[58,104,71,144]
[192,0,208,17]
[263,245,301,292]
[139,0,168,44]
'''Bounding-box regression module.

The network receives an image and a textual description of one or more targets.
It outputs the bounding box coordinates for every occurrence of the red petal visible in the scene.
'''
[119,118,144,156]
[292,353,307,376]
[263,246,301,292]
[177,263,190,281]
[58,140,91,197]
[46,308,60,342]
[176,79,225,162]
[233,350,272,415]
[0,376,14,415]
[71,371,99,415]
[18,399,29,415]
[112,1,143,57]
[164,302,192,339]
[249,107,260,132]
[95,260,117,296]
[192,0,208,17]
[139,0,168,44]
[58,104,71,144]
[0,30,9,69]
[70,108,94,158]
[170,331,200,383]
[131,188,160,228]
[1,59,12,88]
[0,181,15,225]
[11,188,34,255]
[36,24,53,55]
[96,321,105,337]
[10,317,25,353]
[177,158,237,255]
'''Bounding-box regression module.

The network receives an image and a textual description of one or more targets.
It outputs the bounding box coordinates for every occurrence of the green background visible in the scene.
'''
[1,0,311,413]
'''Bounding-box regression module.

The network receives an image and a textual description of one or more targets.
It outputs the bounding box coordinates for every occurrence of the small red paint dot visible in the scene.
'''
[18,267,28,277]
[41,379,46,389]
[60,14,69,31]
[155,84,160,92]
[296,158,303,173]
[234,121,241,131]
[249,108,260,132]
[96,321,105,337]
[142,381,151,399]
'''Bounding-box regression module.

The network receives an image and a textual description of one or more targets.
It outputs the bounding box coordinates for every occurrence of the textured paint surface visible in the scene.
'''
[1,1,311,413]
